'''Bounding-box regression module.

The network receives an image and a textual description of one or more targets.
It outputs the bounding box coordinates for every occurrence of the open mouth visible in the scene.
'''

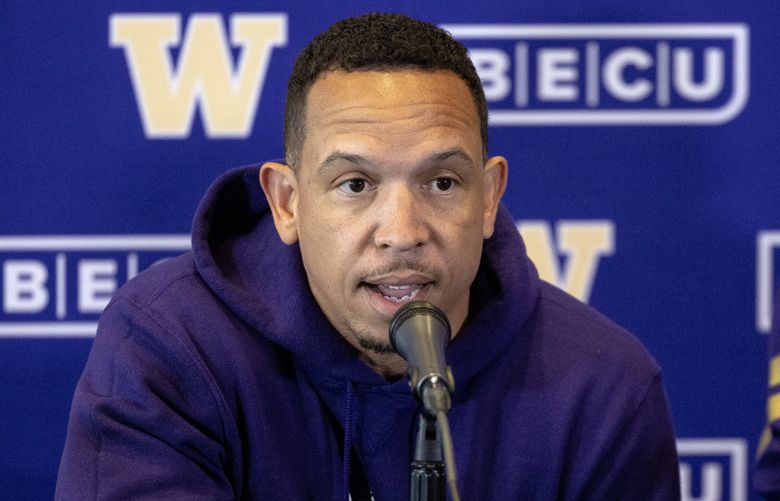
[367,283,424,303]
[361,280,433,316]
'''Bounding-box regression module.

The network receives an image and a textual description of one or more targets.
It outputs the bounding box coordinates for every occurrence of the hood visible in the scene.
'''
[191,164,541,391]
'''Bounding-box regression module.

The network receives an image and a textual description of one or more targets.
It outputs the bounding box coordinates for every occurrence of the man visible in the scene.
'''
[756,292,780,499]
[57,13,680,500]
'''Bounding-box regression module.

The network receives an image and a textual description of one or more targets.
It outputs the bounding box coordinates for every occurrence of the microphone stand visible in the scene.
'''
[389,302,460,501]
[410,413,446,501]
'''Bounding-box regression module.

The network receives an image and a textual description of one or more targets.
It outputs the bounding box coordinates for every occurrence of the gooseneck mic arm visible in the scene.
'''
[390,301,461,501]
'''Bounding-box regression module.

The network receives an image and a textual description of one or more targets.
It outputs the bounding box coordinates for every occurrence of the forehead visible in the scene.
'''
[301,70,481,164]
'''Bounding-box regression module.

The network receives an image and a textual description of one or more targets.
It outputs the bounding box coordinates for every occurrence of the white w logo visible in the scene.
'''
[110,13,287,138]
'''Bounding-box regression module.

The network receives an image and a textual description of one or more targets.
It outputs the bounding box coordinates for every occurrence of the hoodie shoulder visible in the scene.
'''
[112,252,201,309]
[533,280,661,386]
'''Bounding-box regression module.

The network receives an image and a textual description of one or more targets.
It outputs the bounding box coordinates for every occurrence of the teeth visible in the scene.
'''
[381,286,420,303]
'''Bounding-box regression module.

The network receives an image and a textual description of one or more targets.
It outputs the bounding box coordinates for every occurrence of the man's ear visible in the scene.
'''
[259,162,299,245]
[481,155,508,239]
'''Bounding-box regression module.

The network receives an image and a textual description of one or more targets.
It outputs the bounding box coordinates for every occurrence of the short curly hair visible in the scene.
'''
[284,13,488,168]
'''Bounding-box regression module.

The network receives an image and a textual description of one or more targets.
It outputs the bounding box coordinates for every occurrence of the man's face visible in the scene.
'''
[262,70,506,374]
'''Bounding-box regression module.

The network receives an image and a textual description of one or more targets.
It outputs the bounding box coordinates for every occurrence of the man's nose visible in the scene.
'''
[373,184,430,251]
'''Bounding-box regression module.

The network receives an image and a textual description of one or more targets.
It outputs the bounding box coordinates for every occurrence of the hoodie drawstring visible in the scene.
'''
[342,380,355,500]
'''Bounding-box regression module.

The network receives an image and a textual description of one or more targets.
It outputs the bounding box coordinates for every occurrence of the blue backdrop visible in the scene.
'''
[2,1,779,499]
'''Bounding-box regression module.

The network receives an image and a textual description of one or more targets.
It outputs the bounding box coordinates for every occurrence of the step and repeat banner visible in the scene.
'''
[2,1,779,499]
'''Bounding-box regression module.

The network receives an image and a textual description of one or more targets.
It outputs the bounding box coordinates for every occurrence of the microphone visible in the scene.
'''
[389,301,455,415]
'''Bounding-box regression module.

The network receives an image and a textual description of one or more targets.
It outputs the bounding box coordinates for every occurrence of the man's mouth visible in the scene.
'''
[360,276,434,317]
[367,283,424,303]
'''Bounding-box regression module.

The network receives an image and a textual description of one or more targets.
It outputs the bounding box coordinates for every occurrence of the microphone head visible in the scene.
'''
[389,301,451,351]
[389,301,453,401]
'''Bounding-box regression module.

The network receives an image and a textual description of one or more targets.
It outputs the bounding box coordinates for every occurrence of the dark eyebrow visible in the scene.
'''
[426,148,476,169]
[317,148,477,173]
[318,152,371,172]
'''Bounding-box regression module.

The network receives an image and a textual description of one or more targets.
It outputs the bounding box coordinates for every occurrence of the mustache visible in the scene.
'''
[358,260,437,282]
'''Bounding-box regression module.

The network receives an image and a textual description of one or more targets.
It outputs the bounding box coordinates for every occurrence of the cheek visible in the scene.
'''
[296,206,356,286]
[297,192,338,243]
[443,192,487,238]
[440,213,485,268]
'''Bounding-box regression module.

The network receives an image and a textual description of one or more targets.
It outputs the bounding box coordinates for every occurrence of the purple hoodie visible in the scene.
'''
[56,165,680,500]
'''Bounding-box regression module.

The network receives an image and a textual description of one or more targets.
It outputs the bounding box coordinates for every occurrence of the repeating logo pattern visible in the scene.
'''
[110,13,287,138]
[0,235,190,337]
[442,24,749,125]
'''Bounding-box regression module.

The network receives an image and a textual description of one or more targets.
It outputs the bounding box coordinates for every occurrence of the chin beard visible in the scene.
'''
[344,323,406,380]
[355,332,396,355]
[347,323,395,355]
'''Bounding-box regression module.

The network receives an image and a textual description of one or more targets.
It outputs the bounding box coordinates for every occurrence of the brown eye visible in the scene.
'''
[348,179,366,192]
[435,178,453,191]
[339,178,368,194]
